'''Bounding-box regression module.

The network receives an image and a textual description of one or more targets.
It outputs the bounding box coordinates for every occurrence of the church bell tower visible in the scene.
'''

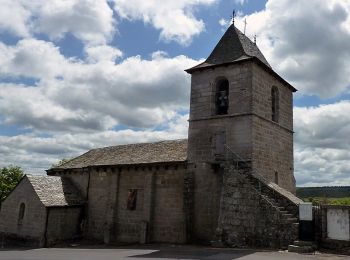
[185,23,297,241]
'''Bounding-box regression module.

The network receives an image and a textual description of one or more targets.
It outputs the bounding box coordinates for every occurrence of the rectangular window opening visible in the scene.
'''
[127,189,138,210]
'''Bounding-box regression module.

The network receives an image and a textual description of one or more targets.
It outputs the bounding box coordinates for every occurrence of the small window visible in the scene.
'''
[127,189,137,210]
[213,131,226,156]
[18,203,25,225]
[274,172,279,185]
[271,87,279,122]
[215,79,229,115]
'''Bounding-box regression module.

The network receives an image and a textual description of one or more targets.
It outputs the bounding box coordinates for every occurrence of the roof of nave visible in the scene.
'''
[26,175,84,207]
[51,139,188,170]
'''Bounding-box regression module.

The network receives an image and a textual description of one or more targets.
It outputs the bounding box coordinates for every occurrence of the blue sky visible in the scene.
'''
[0,0,350,186]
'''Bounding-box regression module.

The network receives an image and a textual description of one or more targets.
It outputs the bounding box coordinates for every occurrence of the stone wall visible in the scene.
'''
[251,116,295,193]
[189,62,252,120]
[0,177,46,246]
[216,165,299,248]
[318,205,350,253]
[67,171,89,198]
[251,63,295,193]
[46,206,83,246]
[188,116,253,163]
[191,163,222,242]
[86,168,118,242]
[187,59,296,243]
[52,163,188,244]
[251,63,293,130]
[188,62,253,163]
[152,167,186,243]
[115,168,147,243]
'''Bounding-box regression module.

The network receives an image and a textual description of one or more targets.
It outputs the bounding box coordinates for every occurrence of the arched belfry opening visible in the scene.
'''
[271,86,279,122]
[215,78,229,115]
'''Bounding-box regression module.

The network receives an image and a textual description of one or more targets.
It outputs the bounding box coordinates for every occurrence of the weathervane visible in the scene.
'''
[232,10,236,25]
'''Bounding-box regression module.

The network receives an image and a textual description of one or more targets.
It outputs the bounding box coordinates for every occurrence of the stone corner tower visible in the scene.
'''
[185,24,297,242]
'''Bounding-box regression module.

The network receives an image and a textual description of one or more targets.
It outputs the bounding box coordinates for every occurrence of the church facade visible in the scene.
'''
[0,24,303,248]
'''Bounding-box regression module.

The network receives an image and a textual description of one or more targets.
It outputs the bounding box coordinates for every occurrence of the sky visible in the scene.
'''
[0,0,350,187]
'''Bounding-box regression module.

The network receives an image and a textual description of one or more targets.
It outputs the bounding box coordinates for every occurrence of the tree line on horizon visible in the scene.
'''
[297,186,350,199]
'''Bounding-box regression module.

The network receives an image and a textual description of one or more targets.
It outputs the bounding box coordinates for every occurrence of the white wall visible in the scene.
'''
[327,208,350,241]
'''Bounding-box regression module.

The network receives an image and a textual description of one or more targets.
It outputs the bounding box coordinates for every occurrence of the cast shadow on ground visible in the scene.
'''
[129,247,257,260]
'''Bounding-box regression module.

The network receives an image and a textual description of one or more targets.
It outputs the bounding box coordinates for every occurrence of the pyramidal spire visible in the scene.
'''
[186,24,271,73]
[206,24,270,67]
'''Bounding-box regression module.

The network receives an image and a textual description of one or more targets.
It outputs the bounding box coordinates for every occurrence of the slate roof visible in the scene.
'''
[185,24,297,92]
[186,24,270,72]
[26,175,84,207]
[53,139,188,170]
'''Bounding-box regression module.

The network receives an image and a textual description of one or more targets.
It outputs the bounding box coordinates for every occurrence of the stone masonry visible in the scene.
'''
[216,162,302,248]
[49,161,188,244]
[186,24,300,244]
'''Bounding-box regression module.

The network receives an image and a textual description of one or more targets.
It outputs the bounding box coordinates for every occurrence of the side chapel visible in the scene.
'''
[0,23,303,248]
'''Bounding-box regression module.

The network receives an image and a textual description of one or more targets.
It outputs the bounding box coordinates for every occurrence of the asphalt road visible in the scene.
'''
[0,245,348,260]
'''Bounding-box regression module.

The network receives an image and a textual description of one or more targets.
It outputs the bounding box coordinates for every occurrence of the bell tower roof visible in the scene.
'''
[186,24,271,73]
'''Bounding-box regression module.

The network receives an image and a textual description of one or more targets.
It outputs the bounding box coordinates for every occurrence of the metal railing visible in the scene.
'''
[224,144,270,186]
[223,144,291,214]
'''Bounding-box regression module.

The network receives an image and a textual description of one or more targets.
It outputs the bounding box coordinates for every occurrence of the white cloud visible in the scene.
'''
[234,0,350,98]
[0,0,115,45]
[234,0,247,6]
[0,39,67,79]
[0,0,216,46]
[85,45,123,63]
[0,38,197,132]
[0,0,31,37]
[0,114,188,174]
[219,18,230,27]
[32,0,115,45]
[294,101,350,186]
[112,0,217,45]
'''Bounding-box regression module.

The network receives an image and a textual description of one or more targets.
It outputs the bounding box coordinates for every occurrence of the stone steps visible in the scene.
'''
[286,217,298,222]
[294,240,315,247]
[233,167,301,248]
[288,244,314,253]
[281,213,293,218]
[248,174,300,247]
[288,240,316,254]
[249,178,297,218]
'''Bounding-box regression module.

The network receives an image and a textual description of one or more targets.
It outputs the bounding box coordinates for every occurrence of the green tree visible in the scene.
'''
[0,166,24,201]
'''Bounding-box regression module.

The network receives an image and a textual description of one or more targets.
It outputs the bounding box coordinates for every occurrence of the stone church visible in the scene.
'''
[0,24,303,248]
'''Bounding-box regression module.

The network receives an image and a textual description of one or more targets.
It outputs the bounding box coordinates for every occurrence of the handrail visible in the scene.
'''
[223,160,282,214]
[223,144,270,184]
[224,144,250,165]
[223,144,301,208]
[250,183,281,213]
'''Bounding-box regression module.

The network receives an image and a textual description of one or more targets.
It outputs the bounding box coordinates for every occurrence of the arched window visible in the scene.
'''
[215,79,229,115]
[18,203,25,225]
[271,87,279,122]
